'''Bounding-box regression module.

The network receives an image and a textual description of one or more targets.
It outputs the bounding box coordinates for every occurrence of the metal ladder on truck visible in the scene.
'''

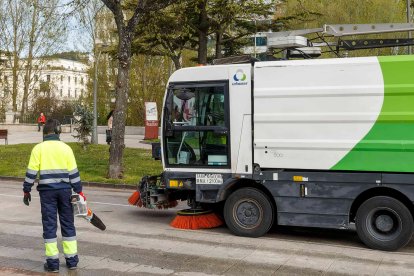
[265,23,414,59]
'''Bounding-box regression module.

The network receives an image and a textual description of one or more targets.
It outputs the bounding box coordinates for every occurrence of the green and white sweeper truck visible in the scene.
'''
[133,24,414,251]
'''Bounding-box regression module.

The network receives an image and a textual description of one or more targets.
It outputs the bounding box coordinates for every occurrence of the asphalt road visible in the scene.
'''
[0,180,413,276]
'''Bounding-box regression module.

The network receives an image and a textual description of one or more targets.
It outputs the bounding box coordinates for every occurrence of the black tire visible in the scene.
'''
[224,187,274,237]
[356,196,413,251]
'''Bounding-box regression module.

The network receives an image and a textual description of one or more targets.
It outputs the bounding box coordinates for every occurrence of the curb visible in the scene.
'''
[0,176,137,190]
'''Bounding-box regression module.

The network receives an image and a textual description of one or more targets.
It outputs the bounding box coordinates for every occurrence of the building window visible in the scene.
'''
[60,75,63,82]
[34,75,38,81]
[75,89,77,98]
[3,76,7,82]
[81,89,84,97]
[46,75,50,82]
[60,89,62,97]
[68,88,71,97]
[81,77,84,84]
[75,77,77,84]
[68,76,70,83]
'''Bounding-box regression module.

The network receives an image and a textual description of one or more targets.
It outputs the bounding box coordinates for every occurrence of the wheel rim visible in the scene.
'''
[232,198,263,230]
[365,207,402,242]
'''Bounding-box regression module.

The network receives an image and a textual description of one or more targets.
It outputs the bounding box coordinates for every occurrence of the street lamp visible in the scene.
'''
[92,43,109,144]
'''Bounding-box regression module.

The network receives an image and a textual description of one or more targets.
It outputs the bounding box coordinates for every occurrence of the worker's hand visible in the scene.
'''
[23,192,31,206]
[78,191,86,201]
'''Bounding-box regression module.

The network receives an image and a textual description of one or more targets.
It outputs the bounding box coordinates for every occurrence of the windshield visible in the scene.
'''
[168,86,225,127]
[164,83,229,167]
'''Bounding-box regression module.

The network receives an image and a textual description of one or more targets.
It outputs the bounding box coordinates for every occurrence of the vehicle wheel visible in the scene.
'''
[224,187,274,237]
[356,196,413,251]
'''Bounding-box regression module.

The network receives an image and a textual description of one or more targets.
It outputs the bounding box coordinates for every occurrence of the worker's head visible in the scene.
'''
[43,119,61,136]
[40,112,44,116]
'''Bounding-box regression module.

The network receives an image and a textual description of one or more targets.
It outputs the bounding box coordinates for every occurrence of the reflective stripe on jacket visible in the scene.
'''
[23,134,82,193]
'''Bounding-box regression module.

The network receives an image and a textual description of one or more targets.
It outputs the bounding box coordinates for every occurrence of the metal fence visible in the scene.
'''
[16,114,74,125]
[19,114,37,124]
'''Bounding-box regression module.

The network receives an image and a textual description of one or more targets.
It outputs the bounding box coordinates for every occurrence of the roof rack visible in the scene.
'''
[266,23,414,59]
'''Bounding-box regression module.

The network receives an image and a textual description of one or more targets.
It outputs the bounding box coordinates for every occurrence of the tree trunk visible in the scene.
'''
[108,34,132,179]
[215,31,223,59]
[21,1,37,117]
[11,52,19,112]
[171,54,182,70]
[197,0,209,65]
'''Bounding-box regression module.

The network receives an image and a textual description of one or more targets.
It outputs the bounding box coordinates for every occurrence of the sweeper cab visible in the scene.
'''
[130,23,414,251]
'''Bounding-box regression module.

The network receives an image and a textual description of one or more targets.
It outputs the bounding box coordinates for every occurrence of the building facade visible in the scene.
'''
[0,57,89,112]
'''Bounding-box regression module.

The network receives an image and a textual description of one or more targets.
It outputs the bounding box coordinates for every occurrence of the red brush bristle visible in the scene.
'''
[128,191,140,206]
[170,212,223,230]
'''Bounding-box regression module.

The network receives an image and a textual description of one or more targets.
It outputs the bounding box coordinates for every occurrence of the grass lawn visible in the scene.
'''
[0,143,162,185]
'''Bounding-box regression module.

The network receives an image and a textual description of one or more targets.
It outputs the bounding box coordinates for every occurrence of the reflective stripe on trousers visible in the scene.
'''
[62,236,77,258]
[45,238,59,259]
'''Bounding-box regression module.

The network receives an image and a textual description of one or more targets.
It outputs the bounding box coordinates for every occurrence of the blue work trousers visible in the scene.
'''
[40,188,78,269]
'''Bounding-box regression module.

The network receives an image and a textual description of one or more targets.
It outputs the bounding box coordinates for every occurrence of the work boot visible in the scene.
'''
[66,255,79,270]
[67,265,77,270]
[44,263,59,273]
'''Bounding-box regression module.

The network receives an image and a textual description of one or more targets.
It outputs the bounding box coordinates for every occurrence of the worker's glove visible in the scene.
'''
[23,192,31,206]
[78,191,86,201]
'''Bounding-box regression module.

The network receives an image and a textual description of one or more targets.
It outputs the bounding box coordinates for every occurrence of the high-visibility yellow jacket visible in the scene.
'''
[23,134,82,193]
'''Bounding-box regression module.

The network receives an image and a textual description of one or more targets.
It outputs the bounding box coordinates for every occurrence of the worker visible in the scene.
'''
[23,119,84,273]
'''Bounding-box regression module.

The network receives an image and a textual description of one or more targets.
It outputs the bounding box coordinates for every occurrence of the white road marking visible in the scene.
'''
[0,193,132,207]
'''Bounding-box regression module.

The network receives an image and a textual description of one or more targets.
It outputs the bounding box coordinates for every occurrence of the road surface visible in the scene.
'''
[0,180,413,275]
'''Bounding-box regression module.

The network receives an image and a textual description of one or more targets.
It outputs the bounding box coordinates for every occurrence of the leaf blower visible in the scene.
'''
[71,193,106,231]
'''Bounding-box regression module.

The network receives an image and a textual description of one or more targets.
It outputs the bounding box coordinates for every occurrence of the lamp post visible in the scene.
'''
[92,50,102,144]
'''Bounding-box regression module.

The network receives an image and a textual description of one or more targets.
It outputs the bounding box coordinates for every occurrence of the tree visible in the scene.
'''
[132,3,194,70]
[127,55,172,126]
[0,0,68,114]
[209,0,278,59]
[182,0,278,64]
[73,104,94,149]
[0,0,27,112]
[100,0,176,179]
[132,1,279,66]
[20,0,68,117]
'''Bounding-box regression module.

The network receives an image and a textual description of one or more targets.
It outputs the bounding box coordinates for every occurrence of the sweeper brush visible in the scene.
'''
[129,175,223,230]
[170,209,223,230]
[128,191,140,206]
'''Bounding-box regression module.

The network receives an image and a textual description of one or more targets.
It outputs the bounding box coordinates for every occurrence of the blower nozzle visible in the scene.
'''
[71,193,106,231]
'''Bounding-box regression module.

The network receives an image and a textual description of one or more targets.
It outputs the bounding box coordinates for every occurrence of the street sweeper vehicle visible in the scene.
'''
[129,23,414,251]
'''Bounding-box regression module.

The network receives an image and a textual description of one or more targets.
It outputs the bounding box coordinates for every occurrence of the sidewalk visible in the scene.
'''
[6,131,152,149]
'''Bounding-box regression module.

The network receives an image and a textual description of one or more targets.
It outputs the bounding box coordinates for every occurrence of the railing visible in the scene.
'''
[19,114,37,124]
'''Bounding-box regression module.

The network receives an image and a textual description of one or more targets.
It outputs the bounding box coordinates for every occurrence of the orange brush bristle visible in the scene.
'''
[170,210,223,230]
[128,191,140,205]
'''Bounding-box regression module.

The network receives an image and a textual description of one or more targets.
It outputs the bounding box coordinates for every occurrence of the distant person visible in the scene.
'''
[106,110,114,145]
[37,112,46,132]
